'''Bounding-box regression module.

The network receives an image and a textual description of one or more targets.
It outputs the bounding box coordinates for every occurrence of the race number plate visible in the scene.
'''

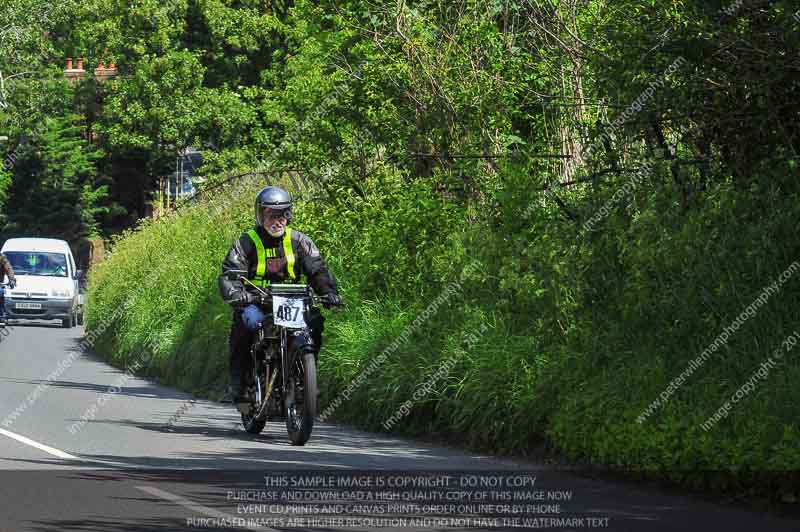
[272,296,306,328]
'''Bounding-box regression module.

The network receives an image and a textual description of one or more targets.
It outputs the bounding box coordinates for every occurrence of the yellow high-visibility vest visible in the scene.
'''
[246,228,297,287]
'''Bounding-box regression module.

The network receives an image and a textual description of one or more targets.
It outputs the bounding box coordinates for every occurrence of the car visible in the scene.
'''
[1,238,84,328]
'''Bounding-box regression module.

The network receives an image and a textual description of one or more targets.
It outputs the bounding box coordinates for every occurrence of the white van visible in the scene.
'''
[1,238,84,328]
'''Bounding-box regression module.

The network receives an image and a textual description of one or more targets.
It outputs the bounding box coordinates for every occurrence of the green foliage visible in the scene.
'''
[0,0,75,127]
[86,170,800,502]
[2,114,111,240]
[85,177,257,381]
[0,168,10,211]
[44,0,800,502]
[99,50,208,151]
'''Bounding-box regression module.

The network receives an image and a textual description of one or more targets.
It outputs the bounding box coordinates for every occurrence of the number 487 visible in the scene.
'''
[278,304,301,321]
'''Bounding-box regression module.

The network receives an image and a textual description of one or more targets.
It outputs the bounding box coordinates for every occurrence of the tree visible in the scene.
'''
[2,114,109,241]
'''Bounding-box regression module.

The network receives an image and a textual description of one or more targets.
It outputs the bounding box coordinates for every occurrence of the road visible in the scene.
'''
[0,322,798,532]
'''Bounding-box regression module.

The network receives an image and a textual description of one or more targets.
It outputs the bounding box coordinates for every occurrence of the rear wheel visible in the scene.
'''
[76,312,84,326]
[61,315,73,328]
[285,351,317,446]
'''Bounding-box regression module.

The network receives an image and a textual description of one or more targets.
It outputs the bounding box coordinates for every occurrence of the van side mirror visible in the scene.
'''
[74,269,83,280]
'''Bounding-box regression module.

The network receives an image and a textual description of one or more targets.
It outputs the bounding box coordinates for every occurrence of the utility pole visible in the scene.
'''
[179,147,184,199]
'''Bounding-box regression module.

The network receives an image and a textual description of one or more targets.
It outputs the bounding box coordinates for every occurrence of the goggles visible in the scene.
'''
[263,208,290,221]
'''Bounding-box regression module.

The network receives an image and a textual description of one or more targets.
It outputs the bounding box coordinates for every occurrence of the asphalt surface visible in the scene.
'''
[0,321,798,532]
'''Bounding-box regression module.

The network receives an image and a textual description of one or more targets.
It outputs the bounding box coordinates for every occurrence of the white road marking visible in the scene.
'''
[222,456,350,468]
[0,427,78,459]
[136,485,278,532]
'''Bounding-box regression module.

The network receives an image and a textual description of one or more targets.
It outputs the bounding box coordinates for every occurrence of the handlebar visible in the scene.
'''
[238,278,344,308]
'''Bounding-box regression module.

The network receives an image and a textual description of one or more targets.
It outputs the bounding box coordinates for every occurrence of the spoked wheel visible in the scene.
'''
[240,371,267,434]
[285,351,317,446]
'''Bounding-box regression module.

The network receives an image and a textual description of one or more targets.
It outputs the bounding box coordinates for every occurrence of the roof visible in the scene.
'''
[1,238,72,254]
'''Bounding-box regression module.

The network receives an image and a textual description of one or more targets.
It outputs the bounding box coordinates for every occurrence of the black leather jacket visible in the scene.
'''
[218,226,338,306]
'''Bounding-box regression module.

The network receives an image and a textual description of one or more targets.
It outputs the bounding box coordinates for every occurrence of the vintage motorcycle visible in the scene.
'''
[224,272,340,445]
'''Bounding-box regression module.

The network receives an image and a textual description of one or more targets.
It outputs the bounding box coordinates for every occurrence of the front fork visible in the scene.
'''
[281,327,314,409]
[281,328,290,397]
[282,328,315,384]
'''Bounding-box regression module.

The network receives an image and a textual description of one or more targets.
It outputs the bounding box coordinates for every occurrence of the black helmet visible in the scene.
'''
[255,186,293,226]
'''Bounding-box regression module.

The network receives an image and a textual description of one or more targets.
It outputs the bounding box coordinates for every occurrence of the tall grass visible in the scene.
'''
[86,170,800,500]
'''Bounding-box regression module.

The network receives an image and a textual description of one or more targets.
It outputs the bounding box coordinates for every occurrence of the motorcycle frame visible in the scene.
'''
[244,282,315,421]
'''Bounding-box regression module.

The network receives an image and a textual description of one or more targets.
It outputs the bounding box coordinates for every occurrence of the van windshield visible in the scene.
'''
[5,252,68,277]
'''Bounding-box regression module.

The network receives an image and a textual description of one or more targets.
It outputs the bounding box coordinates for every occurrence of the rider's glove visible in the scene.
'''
[8,279,15,289]
[234,291,257,308]
[323,293,344,309]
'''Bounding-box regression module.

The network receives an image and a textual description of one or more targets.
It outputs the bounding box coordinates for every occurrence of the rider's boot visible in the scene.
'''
[222,360,247,403]
[223,324,250,403]
[223,383,245,403]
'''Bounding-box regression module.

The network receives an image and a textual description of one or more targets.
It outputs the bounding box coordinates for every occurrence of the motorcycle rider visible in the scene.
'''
[0,253,17,325]
[218,186,343,402]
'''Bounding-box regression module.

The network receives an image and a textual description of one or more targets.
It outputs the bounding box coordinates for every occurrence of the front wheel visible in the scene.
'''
[285,351,317,446]
[241,366,267,434]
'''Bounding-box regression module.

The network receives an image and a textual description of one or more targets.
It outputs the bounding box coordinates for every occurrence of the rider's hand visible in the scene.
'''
[323,293,344,309]
[235,292,257,307]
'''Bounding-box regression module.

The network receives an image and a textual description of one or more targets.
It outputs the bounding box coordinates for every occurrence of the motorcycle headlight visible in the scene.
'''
[52,289,72,298]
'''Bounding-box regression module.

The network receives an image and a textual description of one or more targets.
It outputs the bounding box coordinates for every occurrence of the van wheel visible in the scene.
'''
[62,316,73,329]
